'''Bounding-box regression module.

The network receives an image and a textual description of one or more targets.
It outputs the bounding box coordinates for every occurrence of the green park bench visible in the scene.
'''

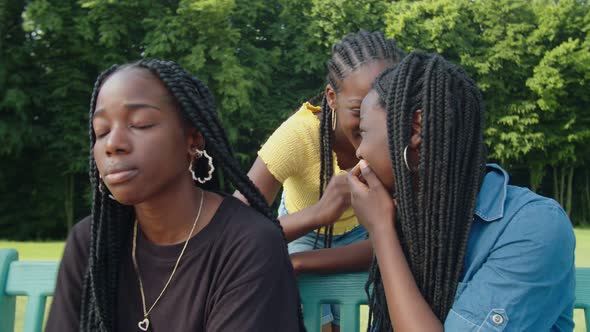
[0,248,589,332]
[0,249,57,332]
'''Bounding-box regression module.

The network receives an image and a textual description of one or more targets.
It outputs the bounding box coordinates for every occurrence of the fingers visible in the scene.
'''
[322,174,352,213]
[358,160,385,190]
[347,166,369,195]
[326,174,352,198]
[351,162,361,177]
[351,161,367,185]
[333,173,350,184]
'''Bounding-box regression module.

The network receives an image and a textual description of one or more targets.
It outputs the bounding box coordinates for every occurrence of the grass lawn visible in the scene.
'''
[2,229,589,331]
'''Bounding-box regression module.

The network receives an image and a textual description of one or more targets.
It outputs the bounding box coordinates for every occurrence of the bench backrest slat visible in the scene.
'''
[1,248,590,332]
[576,267,590,332]
[297,272,368,332]
[0,249,17,332]
[5,261,59,332]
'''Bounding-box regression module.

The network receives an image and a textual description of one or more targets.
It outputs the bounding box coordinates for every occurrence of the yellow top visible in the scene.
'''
[258,102,359,235]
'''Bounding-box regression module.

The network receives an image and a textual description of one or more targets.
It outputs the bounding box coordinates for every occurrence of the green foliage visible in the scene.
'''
[1,0,589,239]
[0,0,39,155]
[385,0,590,223]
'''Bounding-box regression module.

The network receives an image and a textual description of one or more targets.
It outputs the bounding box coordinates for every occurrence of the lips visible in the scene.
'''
[104,167,139,185]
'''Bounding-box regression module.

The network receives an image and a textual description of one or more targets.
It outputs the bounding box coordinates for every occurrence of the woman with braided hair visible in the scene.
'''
[46,59,303,331]
[349,52,575,331]
[235,30,403,330]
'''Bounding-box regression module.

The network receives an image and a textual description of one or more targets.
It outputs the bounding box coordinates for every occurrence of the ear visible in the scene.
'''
[325,84,337,110]
[186,127,205,155]
[409,109,422,149]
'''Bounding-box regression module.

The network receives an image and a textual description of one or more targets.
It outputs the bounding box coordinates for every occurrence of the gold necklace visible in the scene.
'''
[131,188,204,331]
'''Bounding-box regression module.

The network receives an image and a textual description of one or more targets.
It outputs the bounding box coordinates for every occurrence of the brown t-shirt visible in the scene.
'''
[46,196,301,331]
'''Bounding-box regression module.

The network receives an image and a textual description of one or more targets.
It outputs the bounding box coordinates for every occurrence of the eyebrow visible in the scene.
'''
[94,102,162,117]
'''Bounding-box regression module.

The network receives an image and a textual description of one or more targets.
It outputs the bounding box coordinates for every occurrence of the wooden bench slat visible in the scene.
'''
[576,267,590,331]
[298,272,369,331]
[4,260,59,332]
[5,262,59,297]
[0,249,18,332]
[339,303,360,332]
[22,297,47,332]
[1,249,590,332]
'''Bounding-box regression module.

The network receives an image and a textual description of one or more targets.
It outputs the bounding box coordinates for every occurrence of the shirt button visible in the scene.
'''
[492,313,504,325]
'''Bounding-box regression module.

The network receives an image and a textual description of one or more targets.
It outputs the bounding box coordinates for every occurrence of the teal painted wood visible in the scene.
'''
[0,249,18,332]
[5,261,59,332]
[0,248,59,332]
[298,272,369,332]
[577,267,590,332]
[300,268,590,332]
[1,248,589,332]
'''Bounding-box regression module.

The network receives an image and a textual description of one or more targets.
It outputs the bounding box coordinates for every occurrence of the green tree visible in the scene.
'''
[3,0,589,238]
[384,0,590,223]
[387,0,543,163]
[526,0,590,216]
[0,0,39,155]
[0,0,54,239]
[23,0,109,232]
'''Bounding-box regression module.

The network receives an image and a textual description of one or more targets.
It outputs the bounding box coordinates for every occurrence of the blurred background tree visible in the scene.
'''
[0,0,588,239]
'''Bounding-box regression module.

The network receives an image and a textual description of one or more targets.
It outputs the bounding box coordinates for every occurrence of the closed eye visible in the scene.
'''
[96,131,109,139]
[93,127,109,139]
[130,124,156,129]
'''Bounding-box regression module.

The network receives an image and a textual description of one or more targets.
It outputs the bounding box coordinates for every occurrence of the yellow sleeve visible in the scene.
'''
[258,108,318,183]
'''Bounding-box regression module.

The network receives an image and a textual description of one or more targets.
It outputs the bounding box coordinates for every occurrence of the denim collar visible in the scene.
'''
[474,164,509,222]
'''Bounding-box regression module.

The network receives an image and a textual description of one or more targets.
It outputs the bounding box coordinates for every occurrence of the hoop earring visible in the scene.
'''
[403,145,413,172]
[331,108,337,131]
[189,149,215,184]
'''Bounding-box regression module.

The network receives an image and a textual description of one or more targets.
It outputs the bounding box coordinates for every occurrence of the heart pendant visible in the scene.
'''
[138,318,150,331]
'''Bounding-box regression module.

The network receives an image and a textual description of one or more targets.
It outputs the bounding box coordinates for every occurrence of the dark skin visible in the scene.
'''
[235,63,390,332]
[347,90,441,331]
[93,67,223,246]
[234,61,389,269]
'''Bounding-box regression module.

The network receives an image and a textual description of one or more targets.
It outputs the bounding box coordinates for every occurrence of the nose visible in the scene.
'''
[105,125,132,156]
[355,145,363,160]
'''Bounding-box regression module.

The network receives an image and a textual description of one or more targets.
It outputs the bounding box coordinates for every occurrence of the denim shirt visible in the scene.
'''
[444,164,576,331]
